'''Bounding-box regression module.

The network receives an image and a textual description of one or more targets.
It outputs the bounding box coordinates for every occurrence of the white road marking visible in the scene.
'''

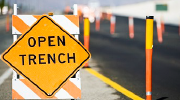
[0,68,13,86]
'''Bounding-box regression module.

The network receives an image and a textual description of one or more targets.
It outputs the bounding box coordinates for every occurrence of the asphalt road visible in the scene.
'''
[0,15,13,99]
[79,15,180,100]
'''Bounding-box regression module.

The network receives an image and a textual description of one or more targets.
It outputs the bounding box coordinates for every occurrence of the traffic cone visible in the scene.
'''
[157,18,163,43]
[129,17,134,39]
[110,16,116,35]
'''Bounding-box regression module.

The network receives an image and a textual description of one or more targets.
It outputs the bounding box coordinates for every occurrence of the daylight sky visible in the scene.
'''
[6,0,151,13]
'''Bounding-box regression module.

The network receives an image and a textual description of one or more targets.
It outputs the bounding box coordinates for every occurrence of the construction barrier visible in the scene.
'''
[110,15,116,35]
[145,16,154,100]
[12,74,81,99]
[84,18,90,68]
[129,17,134,39]
[11,4,81,99]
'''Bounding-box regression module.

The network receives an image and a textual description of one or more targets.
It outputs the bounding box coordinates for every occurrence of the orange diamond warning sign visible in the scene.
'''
[1,15,91,97]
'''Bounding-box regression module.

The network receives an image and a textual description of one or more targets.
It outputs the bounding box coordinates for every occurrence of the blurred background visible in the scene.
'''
[2,0,180,25]
[0,0,180,100]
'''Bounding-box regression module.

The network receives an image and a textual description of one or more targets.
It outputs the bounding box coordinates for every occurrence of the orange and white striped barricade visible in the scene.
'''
[12,4,81,99]
[110,15,116,35]
[129,17,134,39]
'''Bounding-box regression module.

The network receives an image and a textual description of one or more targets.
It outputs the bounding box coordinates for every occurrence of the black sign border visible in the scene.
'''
[2,15,90,97]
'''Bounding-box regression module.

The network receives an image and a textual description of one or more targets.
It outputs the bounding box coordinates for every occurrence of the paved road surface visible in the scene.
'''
[79,15,180,100]
[0,15,13,99]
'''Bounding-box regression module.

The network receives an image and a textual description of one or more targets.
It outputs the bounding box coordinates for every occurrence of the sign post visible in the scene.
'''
[12,4,20,80]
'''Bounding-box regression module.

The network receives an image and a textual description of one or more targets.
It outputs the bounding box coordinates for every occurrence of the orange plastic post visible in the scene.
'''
[84,18,90,68]
[146,49,152,100]
[161,18,165,33]
[95,17,100,31]
[6,14,10,32]
[146,16,154,100]
[110,16,116,35]
[157,18,163,43]
[129,17,134,39]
